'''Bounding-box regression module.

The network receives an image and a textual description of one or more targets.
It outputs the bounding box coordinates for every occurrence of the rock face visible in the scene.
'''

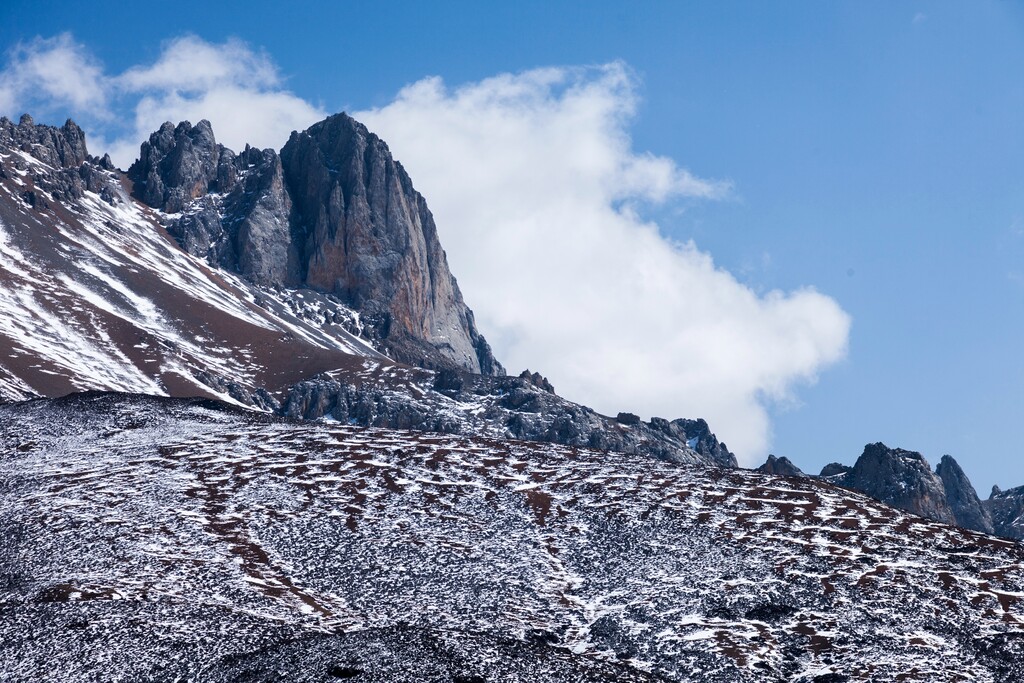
[1,114,88,169]
[985,486,1024,540]
[835,443,956,525]
[128,121,301,286]
[936,454,995,534]
[815,446,998,535]
[128,115,503,377]
[756,454,804,477]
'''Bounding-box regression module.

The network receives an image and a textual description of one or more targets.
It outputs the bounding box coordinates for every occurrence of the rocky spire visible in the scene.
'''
[128,114,503,376]
[127,120,224,212]
[278,113,502,375]
[935,455,994,534]
[0,115,88,169]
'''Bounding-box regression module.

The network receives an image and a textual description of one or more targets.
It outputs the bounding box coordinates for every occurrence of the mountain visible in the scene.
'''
[986,486,1024,540]
[0,113,733,468]
[3,112,1024,680]
[126,114,501,376]
[0,114,382,406]
[3,393,1024,681]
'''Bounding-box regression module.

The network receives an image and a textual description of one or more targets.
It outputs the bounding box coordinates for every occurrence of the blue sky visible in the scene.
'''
[1,1,1022,492]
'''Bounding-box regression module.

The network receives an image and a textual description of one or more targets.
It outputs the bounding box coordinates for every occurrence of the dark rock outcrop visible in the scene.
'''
[280,364,738,468]
[985,486,1024,540]
[280,113,499,375]
[936,455,994,534]
[834,443,956,525]
[0,115,120,207]
[819,463,852,481]
[128,115,503,377]
[519,370,554,393]
[1,114,88,169]
[757,454,804,477]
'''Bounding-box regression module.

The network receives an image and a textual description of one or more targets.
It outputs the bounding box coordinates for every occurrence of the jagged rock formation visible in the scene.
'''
[0,114,118,208]
[0,118,389,404]
[127,115,502,377]
[830,443,956,525]
[279,361,737,467]
[818,444,998,535]
[937,454,995,534]
[756,454,804,477]
[986,486,1024,540]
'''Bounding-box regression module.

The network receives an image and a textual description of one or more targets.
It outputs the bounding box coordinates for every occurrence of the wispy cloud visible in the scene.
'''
[0,33,108,118]
[0,34,325,167]
[0,39,852,462]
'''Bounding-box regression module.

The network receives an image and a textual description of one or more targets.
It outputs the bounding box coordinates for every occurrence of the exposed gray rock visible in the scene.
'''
[280,113,502,376]
[836,443,956,525]
[936,455,994,534]
[819,462,853,482]
[128,120,222,213]
[128,114,503,377]
[757,454,804,477]
[0,115,88,169]
[985,486,1024,540]
[0,116,120,208]
[519,369,554,393]
[279,364,737,468]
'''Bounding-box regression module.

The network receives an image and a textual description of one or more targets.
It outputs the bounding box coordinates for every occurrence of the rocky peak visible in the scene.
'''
[935,454,994,534]
[127,114,503,376]
[0,115,88,169]
[0,115,120,208]
[819,462,853,481]
[518,370,554,393]
[984,485,1024,540]
[838,443,955,525]
[757,454,805,477]
[128,119,225,212]
[647,416,737,467]
[280,113,502,375]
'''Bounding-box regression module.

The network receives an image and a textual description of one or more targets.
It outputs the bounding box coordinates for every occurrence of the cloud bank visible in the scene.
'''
[0,36,851,462]
[355,65,851,461]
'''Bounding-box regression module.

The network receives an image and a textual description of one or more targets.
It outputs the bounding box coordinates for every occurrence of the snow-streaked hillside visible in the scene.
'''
[2,393,1024,681]
[0,144,385,404]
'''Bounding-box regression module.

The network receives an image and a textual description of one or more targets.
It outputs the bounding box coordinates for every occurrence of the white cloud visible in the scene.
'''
[357,64,851,462]
[0,34,324,168]
[108,36,324,163]
[0,33,108,117]
[0,38,852,462]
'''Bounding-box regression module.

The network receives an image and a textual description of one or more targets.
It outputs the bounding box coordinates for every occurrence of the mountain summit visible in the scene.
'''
[127,114,502,376]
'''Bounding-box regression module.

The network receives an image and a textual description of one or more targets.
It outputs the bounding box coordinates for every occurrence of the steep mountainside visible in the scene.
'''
[0,115,389,406]
[3,394,1024,681]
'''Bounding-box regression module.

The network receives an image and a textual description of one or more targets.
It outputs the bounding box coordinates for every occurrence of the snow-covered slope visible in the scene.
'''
[0,140,385,405]
[2,393,1024,681]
